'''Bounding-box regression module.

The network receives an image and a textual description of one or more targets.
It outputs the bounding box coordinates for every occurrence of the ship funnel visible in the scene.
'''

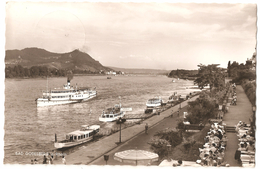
[67,79,70,89]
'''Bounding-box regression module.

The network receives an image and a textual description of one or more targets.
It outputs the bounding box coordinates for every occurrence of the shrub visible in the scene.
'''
[148,138,170,159]
[154,128,183,148]
[177,121,185,130]
[241,79,256,106]
[186,97,216,124]
[183,136,196,151]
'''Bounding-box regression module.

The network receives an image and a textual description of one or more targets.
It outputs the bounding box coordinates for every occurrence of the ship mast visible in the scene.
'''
[46,68,49,97]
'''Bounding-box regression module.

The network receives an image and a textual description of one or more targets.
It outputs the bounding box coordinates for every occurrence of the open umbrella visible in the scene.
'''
[114,149,159,166]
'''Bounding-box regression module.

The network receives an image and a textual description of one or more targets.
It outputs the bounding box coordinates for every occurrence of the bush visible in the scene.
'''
[183,136,196,151]
[154,128,183,148]
[241,79,256,106]
[186,97,216,124]
[149,128,184,159]
[148,138,170,159]
[177,121,185,130]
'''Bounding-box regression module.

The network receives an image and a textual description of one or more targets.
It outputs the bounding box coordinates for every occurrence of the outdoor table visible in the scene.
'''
[241,151,255,155]
[242,163,255,167]
[239,138,248,142]
[203,144,210,148]
[238,129,248,134]
[240,154,255,163]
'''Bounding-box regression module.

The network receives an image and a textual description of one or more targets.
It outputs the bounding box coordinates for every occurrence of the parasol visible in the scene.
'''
[114,149,159,166]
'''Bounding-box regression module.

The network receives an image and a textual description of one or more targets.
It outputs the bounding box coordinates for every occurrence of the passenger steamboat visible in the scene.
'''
[36,79,97,107]
[99,104,126,122]
[54,124,100,149]
[146,97,163,109]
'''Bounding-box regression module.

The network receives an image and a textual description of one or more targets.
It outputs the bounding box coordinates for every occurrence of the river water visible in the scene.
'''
[4,75,195,164]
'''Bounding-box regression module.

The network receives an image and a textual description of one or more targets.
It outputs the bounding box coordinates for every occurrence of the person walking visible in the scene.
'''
[145,123,148,134]
[177,110,180,117]
[42,155,47,164]
[62,156,66,165]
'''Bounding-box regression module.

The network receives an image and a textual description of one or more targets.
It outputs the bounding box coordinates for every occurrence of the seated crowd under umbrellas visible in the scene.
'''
[235,121,255,167]
[197,123,228,166]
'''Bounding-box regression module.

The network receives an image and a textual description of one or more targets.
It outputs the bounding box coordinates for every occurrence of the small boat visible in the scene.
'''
[146,97,163,109]
[99,104,125,122]
[54,124,100,149]
[168,93,179,103]
[185,84,210,91]
[36,79,97,107]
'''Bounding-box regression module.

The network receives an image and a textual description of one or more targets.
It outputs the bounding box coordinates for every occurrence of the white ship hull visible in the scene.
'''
[146,103,162,108]
[54,136,93,149]
[37,92,96,107]
[54,124,100,149]
[99,113,125,122]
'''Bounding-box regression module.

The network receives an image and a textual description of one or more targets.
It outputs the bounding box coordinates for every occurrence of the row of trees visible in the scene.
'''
[149,57,256,161]
[5,65,66,78]
[168,69,198,80]
[149,64,230,161]
[227,60,256,83]
[5,65,102,78]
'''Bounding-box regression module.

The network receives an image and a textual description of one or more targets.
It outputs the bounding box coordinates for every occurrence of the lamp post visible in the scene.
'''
[167,144,172,162]
[118,117,123,143]
[104,155,109,165]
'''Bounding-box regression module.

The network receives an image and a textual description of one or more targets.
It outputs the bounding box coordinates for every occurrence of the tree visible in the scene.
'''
[227,61,231,77]
[186,95,216,124]
[194,64,225,92]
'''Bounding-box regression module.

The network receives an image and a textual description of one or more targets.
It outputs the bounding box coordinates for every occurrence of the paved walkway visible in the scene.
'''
[90,105,189,166]
[53,96,198,165]
[222,85,253,167]
[52,85,253,166]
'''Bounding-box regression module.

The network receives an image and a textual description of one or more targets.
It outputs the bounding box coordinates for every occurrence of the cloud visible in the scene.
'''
[5,2,257,69]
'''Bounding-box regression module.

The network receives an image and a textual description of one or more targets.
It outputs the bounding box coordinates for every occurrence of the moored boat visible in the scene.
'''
[146,97,163,109]
[168,92,179,103]
[54,124,100,149]
[36,79,97,107]
[185,84,210,91]
[99,104,126,122]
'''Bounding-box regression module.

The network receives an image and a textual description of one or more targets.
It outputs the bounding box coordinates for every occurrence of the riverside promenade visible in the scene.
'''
[53,96,199,165]
[53,85,254,166]
[222,85,254,166]
[90,85,254,166]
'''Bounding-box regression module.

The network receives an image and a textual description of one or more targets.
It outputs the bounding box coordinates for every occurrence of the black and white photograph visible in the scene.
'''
[3,0,257,167]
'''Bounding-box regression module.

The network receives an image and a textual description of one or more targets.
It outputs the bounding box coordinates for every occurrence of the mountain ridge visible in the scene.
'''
[108,66,171,75]
[5,47,112,72]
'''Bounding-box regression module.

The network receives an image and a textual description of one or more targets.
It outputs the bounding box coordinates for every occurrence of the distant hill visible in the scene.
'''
[109,66,171,75]
[168,69,198,80]
[5,48,112,72]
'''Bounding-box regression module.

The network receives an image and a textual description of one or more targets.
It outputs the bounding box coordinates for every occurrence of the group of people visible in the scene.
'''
[31,153,66,165]
[231,84,237,105]
[42,153,54,164]
[30,158,38,164]
[198,123,227,166]
[234,121,255,166]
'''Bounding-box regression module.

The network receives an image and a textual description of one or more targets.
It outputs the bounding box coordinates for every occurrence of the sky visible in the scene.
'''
[4,1,257,70]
